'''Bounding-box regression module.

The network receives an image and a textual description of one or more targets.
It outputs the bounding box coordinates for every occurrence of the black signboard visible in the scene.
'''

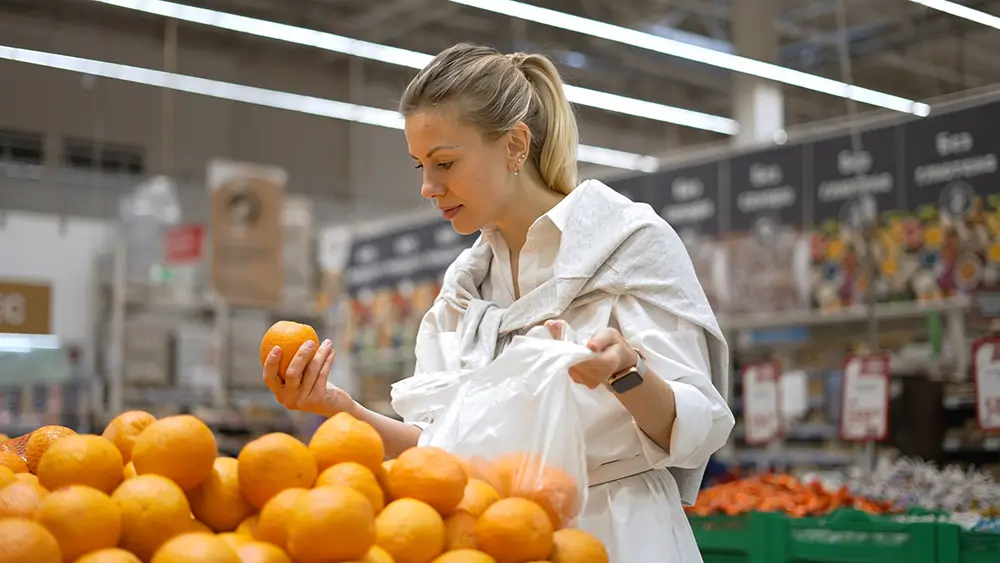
[903,101,1000,216]
[345,220,478,295]
[729,145,807,237]
[811,126,902,226]
[607,172,653,203]
[645,162,723,239]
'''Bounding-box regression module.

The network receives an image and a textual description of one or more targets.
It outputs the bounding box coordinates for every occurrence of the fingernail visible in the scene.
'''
[270,346,281,357]
[322,339,332,348]
[304,340,316,351]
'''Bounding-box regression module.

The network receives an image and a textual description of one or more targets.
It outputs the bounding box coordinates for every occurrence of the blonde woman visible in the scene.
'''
[264,43,734,562]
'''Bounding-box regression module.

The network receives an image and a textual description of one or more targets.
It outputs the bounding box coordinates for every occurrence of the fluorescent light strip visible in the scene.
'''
[448,0,932,117]
[88,0,737,135]
[907,0,1000,30]
[0,46,659,172]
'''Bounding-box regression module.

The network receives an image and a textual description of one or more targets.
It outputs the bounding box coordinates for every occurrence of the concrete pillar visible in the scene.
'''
[731,0,784,148]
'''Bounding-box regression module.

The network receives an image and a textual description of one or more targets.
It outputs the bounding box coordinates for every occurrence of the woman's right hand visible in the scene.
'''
[262,339,355,417]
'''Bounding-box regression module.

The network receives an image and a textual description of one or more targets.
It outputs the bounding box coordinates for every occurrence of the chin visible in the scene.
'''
[448,215,485,236]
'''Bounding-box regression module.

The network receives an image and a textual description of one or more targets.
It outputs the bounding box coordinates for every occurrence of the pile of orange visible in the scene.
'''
[1,410,608,563]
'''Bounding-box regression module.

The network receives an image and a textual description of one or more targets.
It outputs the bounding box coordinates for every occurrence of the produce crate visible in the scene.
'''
[688,512,774,563]
[937,524,1000,563]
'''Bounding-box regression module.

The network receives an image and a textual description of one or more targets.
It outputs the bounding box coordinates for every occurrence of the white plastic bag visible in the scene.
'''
[416,323,595,528]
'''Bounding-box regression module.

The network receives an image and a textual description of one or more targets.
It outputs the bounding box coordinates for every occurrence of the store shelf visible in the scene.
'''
[719,297,969,331]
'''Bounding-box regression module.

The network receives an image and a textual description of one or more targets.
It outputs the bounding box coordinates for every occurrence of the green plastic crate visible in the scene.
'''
[688,512,774,563]
[937,523,1000,563]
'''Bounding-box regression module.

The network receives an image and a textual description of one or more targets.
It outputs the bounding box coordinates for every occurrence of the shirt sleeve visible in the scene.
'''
[614,294,735,470]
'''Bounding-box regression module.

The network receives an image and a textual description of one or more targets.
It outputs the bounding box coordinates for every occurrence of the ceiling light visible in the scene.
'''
[448,0,932,116]
[906,0,1000,30]
[89,0,737,135]
[0,46,660,172]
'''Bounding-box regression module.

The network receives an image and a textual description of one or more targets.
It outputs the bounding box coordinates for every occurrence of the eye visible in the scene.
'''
[437,162,453,170]
[413,163,423,170]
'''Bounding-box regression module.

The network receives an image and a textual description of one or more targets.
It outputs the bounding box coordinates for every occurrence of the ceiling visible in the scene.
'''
[8,0,1000,150]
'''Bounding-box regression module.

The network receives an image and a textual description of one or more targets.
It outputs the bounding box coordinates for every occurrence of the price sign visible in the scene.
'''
[165,224,205,265]
[741,360,782,445]
[972,337,1000,431]
[840,353,890,441]
[0,281,52,335]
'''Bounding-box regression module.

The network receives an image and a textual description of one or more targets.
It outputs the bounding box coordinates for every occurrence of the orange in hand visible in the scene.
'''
[260,320,319,379]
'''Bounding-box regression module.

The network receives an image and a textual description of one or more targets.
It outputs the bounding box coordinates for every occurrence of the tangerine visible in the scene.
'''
[431,551,497,563]
[24,425,76,473]
[151,533,240,563]
[0,465,15,487]
[388,447,467,516]
[75,548,144,563]
[0,480,48,518]
[236,515,260,538]
[548,528,610,563]
[188,457,253,532]
[236,541,293,563]
[444,511,478,551]
[0,517,61,563]
[0,450,27,473]
[254,487,307,551]
[474,498,553,563]
[286,485,376,563]
[112,474,193,561]
[36,434,124,494]
[217,533,251,552]
[456,478,500,517]
[309,413,385,474]
[316,461,385,512]
[131,415,217,491]
[354,545,395,563]
[35,485,122,561]
[375,498,446,563]
[260,320,319,379]
[238,433,317,509]
[102,410,156,463]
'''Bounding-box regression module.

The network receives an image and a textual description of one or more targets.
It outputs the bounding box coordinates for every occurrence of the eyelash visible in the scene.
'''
[414,162,453,170]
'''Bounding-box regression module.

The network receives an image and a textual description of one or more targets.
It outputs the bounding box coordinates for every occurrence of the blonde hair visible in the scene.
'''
[400,44,579,195]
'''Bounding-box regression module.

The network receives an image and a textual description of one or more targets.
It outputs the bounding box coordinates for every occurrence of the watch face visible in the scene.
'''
[610,370,643,394]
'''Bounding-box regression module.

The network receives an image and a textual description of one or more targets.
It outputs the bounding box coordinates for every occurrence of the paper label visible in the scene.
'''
[973,338,1000,431]
[840,353,890,441]
[742,360,782,445]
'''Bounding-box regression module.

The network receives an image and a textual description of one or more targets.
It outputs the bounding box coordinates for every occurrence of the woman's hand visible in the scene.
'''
[262,339,354,417]
[545,321,637,389]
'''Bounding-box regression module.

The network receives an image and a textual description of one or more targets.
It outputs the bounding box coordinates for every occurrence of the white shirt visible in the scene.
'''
[408,192,734,562]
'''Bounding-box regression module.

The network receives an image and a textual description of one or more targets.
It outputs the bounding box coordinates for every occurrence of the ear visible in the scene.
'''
[505,122,532,171]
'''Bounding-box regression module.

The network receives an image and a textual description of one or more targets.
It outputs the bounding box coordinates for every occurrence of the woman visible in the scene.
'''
[263,43,734,562]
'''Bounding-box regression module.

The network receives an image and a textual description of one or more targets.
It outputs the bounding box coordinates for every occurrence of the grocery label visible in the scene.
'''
[164,224,204,265]
[741,360,782,445]
[840,353,890,441]
[972,337,1000,431]
[0,280,51,335]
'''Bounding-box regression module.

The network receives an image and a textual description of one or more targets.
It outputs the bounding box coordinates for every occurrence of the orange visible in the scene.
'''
[493,454,579,528]
[236,541,292,563]
[378,460,394,501]
[548,528,609,563]
[36,434,124,494]
[236,515,260,538]
[24,425,77,473]
[491,453,537,498]
[238,433,317,509]
[444,512,478,551]
[189,519,213,534]
[456,479,500,517]
[35,485,122,561]
[461,456,503,494]
[124,461,138,480]
[151,533,239,563]
[0,480,48,518]
[254,487,307,551]
[317,462,385,512]
[0,517,61,563]
[309,412,384,474]
[75,548,143,563]
[431,551,497,563]
[112,474,193,561]
[260,320,319,378]
[388,447,467,516]
[0,465,16,487]
[375,498,446,563]
[15,473,40,486]
[353,545,395,563]
[102,410,156,463]
[474,498,553,563]
[132,415,217,491]
[0,450,28,473]
[188,457,253,532]
[286,485,376,563]
[217,533,251,551]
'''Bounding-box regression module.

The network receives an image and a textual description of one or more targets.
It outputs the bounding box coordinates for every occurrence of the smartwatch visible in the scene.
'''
[607,349,646,395]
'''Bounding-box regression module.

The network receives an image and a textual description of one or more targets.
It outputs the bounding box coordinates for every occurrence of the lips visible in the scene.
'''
[440,205,463,220]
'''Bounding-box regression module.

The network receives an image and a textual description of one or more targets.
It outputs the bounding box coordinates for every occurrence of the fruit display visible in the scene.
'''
[686,474,895,518]
[0,410,610,563]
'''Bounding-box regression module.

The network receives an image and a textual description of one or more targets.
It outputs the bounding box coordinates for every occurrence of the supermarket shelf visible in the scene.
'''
[719,297,969,331]
[943,436,1000,453]
[732,423,839,441]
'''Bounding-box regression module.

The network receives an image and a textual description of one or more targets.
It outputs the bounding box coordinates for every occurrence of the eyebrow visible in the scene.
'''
[410,144,459,160]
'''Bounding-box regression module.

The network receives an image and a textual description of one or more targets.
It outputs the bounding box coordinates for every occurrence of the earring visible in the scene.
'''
[512,154,526,175]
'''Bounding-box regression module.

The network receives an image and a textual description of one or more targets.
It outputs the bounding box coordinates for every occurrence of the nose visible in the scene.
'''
[421,174,445,200]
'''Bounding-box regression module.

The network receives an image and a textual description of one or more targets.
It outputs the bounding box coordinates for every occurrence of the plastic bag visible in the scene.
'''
[417,323,596,528]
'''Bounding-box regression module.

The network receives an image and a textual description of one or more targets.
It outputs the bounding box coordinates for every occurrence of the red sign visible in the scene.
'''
[840,353,890,442]
[165,224,205,265]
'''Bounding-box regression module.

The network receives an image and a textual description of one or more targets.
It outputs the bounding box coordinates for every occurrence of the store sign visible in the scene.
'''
[972,337,1000,431]
[811,127,902,226]
[729,146,806,248]
[840,353,890,441]
[0,281,52,335]
[646,162,723,242]
[741,359,782,445]
[165,224,205,265]
[207,159,286,307]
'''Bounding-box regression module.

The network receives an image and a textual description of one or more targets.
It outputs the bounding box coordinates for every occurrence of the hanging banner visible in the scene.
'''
[207,159,286,307]
[0,280,51,335]
[729,145,806,237]
[840,353,890,442]
[741,359,782,445]
[972,337,1000,431]
[646,162,723,240]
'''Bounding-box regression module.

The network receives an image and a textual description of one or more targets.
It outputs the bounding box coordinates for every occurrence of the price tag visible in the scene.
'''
[972,338,1000,431]
[840,353,890,441]
[741,360,782,445]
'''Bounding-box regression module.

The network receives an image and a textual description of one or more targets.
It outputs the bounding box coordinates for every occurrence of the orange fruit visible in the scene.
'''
[461,457,503,494]
[102,410,156,463]
[444,511,478,551]
[378,460,394,500]
[0,480,48,518]
[132,415,217,491]
[75,548,144,563]
[24,425,76,473]
[0,433,8,441]
[238,433,317,509]
[548,528,609,563]
[431,551,497,563]
[0,465,16,487]
[492,454,579,528]
[0,450,28,473]
[189,518,213,534]
[474,498,553,563]
[124,461,138,480]
[151,533,239,563]
[388,447,467,516]
[112,474,193,561]
[188,457,253,532]
[236,515,260,538]
[309,413,384,474]
[375,498,445,563]
[286,485,376,563]
[354,545,395,563]
[217,533,251,551]
[36,434,124,494]
[15,473,40,486]
[317,462,385,512]
[260,320,319,378]
[254,487,307,551]
[0,517,61,563]
[35,485,122,561]
[236,541,292,563]
[456,478,500,517]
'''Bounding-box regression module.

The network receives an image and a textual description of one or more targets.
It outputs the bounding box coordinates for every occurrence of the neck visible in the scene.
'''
[493,176,564,255]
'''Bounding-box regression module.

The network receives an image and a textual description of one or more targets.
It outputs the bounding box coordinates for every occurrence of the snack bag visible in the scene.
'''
[414,323,594,528]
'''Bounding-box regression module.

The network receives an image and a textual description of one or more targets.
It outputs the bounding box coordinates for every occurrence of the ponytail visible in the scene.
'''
[519,55,579,195]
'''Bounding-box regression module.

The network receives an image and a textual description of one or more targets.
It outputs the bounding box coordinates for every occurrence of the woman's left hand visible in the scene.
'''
[544,320,638,389]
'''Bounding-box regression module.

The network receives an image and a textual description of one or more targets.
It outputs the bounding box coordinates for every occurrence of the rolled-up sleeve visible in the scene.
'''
[614,295,735,470]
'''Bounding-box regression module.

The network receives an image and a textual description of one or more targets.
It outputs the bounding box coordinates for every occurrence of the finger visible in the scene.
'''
[544,320,561,339]
[298,340,332,404]
[586,328,620,352]
[283,340,317,405]
[262,346,284,397]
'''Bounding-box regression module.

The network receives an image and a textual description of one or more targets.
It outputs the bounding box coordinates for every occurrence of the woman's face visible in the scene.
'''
[405,110,516,235]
